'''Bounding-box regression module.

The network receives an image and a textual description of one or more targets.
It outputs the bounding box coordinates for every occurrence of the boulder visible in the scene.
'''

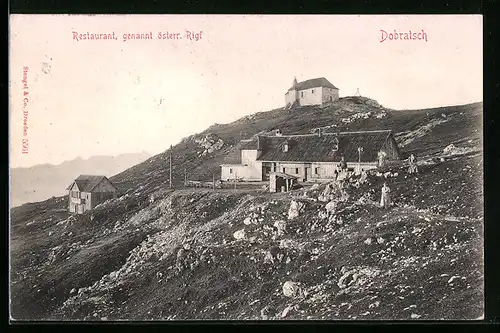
[281,304,298,318]
[263,251,275,264]
[325,200,337,215]
[288,200,305,220]
[282,281,301,298]
[340,190,350,202]
[338,271,359,289]
[318,210,328,220]
[279,239,301,250]
[337,266,381,289]
[233,229,246,240]
[274,220,287,236]
[318,184,334,202]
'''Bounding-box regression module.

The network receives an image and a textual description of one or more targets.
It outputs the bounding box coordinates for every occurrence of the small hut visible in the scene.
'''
[269,172,298,193]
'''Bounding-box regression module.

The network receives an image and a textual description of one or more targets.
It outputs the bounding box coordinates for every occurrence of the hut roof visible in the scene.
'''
[269,172,298,179]
[66,175,117,192]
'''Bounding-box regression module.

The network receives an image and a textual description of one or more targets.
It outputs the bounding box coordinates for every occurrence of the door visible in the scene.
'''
[262,165,271,181]
[305,167,311,181]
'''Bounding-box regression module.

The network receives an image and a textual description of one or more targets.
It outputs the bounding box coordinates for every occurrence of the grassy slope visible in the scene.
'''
[10,98,483,320]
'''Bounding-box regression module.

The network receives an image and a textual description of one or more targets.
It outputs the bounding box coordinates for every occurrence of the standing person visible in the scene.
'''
[408,154,418,174]
[338,156,348,180]
[380,182,391,209]
[359,169,368,184]
[340,156,347,173]
[378,151,387,168]
[334,169,339,181]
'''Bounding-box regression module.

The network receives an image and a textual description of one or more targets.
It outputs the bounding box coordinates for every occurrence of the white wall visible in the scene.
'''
[310,162,338,179]
[221,161,262,181]
[311,162,377,179]
[241,149,258,165]
[297,87,323,106]
[266,161,378,182]
[322,87,340,103]
[285,90,297,105]
[276,162,306,180]
[286,87,340,107]
[242,149,262,179]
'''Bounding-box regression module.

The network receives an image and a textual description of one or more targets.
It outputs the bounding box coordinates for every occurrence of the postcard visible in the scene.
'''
[9,14,483,321]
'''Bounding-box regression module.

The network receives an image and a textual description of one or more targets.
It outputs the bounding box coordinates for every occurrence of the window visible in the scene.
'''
[311,89,314,94]
[229,168,233,174]
[282,167,286,173]
[301,92,304,98]
[295,168,299,174]
[315,167,319,175]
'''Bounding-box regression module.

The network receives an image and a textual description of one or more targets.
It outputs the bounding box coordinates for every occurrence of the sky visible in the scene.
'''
[9,15,482,168]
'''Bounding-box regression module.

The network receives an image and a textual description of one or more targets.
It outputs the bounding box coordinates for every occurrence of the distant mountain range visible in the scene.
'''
[10,152,151,207]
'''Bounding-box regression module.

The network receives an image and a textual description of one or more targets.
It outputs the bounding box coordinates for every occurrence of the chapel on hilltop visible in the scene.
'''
[285,77,340,109]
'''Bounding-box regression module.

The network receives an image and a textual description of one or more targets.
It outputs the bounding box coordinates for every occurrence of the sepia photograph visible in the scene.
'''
[9,14,483,321]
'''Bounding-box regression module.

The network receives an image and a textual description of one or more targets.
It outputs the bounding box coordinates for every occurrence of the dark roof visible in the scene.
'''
[240,139,257,150]
[254,130,393,163]
[288,77,338,92]
[66,175,116,192]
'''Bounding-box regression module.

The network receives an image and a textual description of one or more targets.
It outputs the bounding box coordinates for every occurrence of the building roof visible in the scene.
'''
[269,172,298,179]
[239,130,393,163]
[66,175,116,192]
[240,139,258,150]
[288,77,339,92]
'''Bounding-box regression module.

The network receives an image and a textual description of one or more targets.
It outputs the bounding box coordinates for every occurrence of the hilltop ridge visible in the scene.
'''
[10,98,483,320]
[109,98,482,193]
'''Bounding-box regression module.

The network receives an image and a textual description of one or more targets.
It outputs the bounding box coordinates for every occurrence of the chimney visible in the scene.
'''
[317,128,322,137]
[257,136,262,150]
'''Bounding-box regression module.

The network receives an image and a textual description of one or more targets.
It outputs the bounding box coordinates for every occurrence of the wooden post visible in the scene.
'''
[184,168,187,187]
[357,147,363,175]
[234,171,237,190]
[213,173,215,190]
[169,145,173,188]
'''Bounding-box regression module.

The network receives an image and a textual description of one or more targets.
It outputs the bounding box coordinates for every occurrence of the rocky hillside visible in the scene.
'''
[10,97,483,320]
